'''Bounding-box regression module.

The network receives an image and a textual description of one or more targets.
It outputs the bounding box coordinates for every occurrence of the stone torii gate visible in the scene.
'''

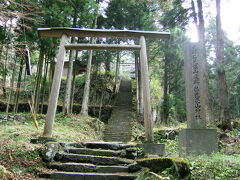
[38,27,170,142]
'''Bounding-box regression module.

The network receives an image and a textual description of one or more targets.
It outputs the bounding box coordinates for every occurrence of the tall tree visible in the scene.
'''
[216,0,231,129]
[158,28,186,125]
[80,0,99,115]
[62,0,98,115]
[102,0,156,30]
[63,15,77,115]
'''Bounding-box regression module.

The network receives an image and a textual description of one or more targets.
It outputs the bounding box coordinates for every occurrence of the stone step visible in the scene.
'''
[105,129,131,131]
[105,126,131,128]
[55,152,134,165]
[84,142,134,150]
[96,165,129,173]
[107,120,132,122]
[104,135,131,138]
[48,162,96,172]
[107,120,132,123]
[103,135,131,138]
[104,139,131,143]
[105,130,132,135]
[49,172,138,180]
[106,124,127,126]
[103,139,131,142]
[103,136,131,140]
[106,123,131,125]
[103,134,131,138]
[41,141,140,180]
[61,142,134,150]
[60,142,85,148]
[103,132,131,135]
[105,126,130,128]
[105,123,131,125]
[104,131,131,133]
[103,134,131,136]
[48,162,133,173]
[64,147,121,157]
[108,118,132,120]
[105,128,131,131]
[104,129,131,131]
[103,139,131,141]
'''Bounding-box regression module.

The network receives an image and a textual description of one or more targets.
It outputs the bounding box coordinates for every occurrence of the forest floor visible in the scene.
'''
[0,113,104,179]
[0,112,240,179]
[133,120,240,179]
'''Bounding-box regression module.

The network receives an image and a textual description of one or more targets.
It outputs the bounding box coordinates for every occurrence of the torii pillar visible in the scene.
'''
[43,34,68,137]
[139,36,153,142]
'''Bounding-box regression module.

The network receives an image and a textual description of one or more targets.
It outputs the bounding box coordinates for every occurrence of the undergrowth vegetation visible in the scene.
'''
[0,113,104,179]
[132,118,240,180]
[189,153,240,179]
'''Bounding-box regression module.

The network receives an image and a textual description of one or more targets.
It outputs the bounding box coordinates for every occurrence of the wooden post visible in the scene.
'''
[114,52,120,93]
[138,57,144,115]
[135,52,139,113]
[139,36,153,142]
[43,34,68,137]
[135,52,143,115]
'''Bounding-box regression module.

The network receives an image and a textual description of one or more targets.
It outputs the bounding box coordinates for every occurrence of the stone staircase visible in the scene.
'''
[104,80,133,142]
[42,142,140,180]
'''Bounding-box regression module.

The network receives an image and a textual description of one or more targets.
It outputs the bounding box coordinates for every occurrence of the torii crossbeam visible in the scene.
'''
[38,27,170,142]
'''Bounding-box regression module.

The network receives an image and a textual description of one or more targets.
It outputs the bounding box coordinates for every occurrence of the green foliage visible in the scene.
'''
[16,71,114,107]
[0,140,44,178]
[131,119,145,142]
[136,170,160,180]
[148,27,187,124]
[164,140,178,156]
[205,17,240,119]
[102,0,157,30]
[150,78,163,108]
[0,165,9,180]
[53,113,104,141]
[188,153,240,180]
[135,147,145,158]
[159,0,189,29]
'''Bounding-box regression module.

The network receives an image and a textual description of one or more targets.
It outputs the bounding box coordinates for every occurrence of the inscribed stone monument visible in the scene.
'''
[179,42,218,156]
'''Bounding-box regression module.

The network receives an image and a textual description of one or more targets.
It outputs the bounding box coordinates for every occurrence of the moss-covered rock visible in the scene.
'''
[124,147,138,159]
[42,142,60,162]
[137,157,190,178]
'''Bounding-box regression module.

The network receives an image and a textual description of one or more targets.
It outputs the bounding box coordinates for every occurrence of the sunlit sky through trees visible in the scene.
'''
[187,0,240,44]
[2,0,239,44]
[100,0,240,44]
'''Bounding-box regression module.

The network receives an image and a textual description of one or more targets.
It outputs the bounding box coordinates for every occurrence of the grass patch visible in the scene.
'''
[188,153,240,180]
[0,112,104,179]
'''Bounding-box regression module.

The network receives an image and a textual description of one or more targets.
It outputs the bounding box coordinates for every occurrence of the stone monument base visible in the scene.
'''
[137,143,165,156]
[179,128,218,156]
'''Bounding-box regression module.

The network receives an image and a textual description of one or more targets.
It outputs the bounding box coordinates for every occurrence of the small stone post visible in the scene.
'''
[43,34,68,137]
[179,42,218,156]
